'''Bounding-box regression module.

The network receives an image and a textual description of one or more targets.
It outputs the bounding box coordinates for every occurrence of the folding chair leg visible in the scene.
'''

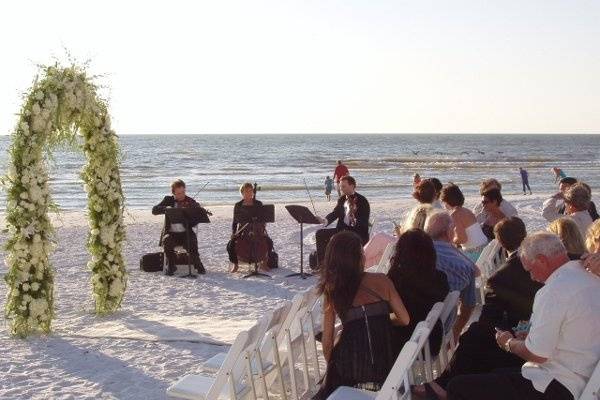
[285,329,299,400]
[255,349,269,400]
[271,335,288,400]
[306,311,322,381]
[298,319,311,392]
[245,353,258,400]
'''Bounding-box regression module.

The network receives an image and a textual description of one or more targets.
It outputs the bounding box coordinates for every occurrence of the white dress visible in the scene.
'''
[462,223,489,251]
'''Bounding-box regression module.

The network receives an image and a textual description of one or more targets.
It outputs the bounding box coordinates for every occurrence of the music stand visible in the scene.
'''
[234,204,275,279]
[285,205,322,279]
[165,207,210,278]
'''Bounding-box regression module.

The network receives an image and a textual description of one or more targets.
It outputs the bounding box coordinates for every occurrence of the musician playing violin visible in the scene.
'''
[152,179,206,276]
[227,182,274,273]
[315,176,371,263]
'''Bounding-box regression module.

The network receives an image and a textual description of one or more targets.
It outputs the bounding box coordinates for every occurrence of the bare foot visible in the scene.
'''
[229,264,239,273]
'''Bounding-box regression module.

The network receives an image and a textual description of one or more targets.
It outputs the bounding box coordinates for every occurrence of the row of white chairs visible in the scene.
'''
[167,287,323,400]
[167,280,600,400]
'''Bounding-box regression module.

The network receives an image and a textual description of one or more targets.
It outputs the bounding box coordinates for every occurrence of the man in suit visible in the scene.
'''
[152,179,206,276]
[316,176,370,264]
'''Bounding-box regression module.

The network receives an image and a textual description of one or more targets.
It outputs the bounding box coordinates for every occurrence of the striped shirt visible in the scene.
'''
[433,240,477,307]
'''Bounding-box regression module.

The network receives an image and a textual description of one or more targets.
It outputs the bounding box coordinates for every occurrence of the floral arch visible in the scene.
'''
[3,64,127,337]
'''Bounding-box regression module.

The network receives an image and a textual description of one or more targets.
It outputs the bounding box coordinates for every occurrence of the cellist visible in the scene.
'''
[227,182,274,273]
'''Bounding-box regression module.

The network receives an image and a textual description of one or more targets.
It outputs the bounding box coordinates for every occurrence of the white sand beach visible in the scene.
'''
[0,192,573,399]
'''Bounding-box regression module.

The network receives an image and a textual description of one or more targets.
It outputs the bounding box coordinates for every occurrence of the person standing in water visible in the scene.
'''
[519,167,532,195]
[324,176,334,201]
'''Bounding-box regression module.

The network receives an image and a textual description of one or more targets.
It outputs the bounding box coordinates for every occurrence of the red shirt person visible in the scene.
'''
[333,160,350,196]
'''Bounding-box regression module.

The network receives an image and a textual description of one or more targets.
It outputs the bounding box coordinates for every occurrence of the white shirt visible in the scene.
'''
[569,210,593,238]
[474,199,518,224]
[170,202,186,233]
[541,196,564,222]
[343,198,351,225]
[522,260,600,398]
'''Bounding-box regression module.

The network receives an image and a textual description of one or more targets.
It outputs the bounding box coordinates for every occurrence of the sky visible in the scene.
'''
[1,0,599,135]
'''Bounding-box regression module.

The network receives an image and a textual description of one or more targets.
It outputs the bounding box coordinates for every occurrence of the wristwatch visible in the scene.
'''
[504,338,513,352]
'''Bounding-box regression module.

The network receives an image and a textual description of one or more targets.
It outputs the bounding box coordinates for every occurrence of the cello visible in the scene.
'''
[233,183,271,271]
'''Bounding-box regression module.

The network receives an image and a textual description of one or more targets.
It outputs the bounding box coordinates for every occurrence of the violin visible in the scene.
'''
[234,182,270,265]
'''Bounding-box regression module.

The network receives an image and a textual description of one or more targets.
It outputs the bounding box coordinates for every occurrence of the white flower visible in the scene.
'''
[35,91,44,100]
[31,282,40,291]
[19,192,29,200]
[31,103,41,115]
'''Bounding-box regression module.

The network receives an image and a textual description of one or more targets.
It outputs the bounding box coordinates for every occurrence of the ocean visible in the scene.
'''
[0,134,598,210]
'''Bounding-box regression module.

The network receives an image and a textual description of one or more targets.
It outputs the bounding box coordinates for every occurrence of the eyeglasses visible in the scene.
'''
[481,199,491,205]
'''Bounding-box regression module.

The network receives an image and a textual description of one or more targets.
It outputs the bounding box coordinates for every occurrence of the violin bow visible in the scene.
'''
[303,178,318,215]
[192,181,210,199]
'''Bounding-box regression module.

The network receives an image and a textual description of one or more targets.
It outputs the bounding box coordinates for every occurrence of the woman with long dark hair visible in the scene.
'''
[387,229,449,355]
[314,231,410,399]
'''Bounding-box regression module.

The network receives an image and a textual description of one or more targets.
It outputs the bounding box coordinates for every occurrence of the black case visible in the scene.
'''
[140,252,164,272]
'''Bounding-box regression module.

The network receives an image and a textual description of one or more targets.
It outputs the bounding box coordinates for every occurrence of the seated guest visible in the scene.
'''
[227,182,274,273]
[548,217,586,260]
[364,204,433,268]
[583,219,600,277]
[315,176,370,266]
[414,217,542,399]
[424,211,478,340]
[473,178,518,224]
[387,229,449,356]
[447,232,600,400]
[579,182,599,220]
[413,179,437,205]
[152,179,206,275]
[427,177,444,209]
[542,176,578,222]
[545,183,594,238]
[480,218,543,328]
[314,231,410,400]
[480,188,506,240]
[441,184,489,261]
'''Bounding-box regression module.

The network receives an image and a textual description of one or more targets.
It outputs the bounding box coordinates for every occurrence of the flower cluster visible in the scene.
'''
[3,64,127,337]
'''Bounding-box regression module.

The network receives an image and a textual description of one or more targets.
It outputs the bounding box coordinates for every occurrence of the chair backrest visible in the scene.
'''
[277,288,320,344]
[375,242,396,274]
[376,323,431,400]
[258,301,292,359]
[369,217,377,238]
[205,329,251,399]
[440,291,460,333]
[424,302,444,330]
[579,359,600,400]
[230,312,275,380]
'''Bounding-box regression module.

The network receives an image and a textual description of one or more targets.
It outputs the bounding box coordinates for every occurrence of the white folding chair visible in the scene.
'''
[327,323,432,400]
[579,359,600,400]
[374,242,396,274]
[203,302,292,400]
[475,239,506,305]
[265,288,321,400]
[411,302,444,382]
[369,217,377,239]
[436,291,460,372]
[167,324,259,400]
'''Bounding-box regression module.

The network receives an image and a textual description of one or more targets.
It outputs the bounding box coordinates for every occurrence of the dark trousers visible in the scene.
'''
[163,232,201,269]
[447,367,573,400]
[523,181,532,193]
[436,321,522,388]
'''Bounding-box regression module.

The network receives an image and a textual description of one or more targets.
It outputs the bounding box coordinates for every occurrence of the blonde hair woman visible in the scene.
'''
[583,219,600,277]
[548,217,586,260]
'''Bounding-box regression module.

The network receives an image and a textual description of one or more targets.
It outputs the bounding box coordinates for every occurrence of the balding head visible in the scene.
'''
[424,211,454,242]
